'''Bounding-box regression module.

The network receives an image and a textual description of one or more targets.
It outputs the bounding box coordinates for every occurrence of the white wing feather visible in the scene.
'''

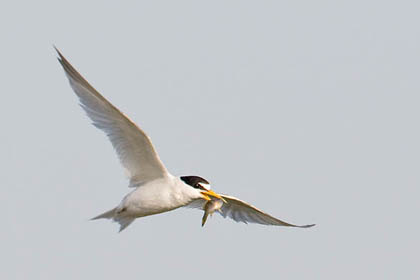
[56,48,168,186]
[219,195,315,227]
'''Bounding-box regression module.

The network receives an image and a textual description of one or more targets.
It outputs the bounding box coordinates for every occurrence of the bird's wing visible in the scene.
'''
[218,195,315,228]
[56,48,169,186]
[185,199,206,209]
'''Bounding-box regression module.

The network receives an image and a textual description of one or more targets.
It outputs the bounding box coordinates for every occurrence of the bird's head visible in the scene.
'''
[180,176,225,202]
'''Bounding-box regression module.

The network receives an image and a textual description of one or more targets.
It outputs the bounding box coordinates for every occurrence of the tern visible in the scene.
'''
[56,48,315,231]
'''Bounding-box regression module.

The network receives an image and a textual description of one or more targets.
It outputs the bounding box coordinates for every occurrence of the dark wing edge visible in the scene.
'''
[55,47,169,185]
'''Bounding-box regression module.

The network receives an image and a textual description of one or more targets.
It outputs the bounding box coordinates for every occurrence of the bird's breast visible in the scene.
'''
[120,178,192,217]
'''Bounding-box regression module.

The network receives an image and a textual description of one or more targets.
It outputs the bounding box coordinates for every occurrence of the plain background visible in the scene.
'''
[1,1,419,279]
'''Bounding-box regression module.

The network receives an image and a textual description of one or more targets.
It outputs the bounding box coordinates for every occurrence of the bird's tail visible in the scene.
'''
[91,208,135,232]
[92,208,117,220]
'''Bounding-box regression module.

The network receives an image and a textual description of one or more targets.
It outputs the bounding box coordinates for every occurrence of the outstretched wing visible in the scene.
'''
[219,195,315,227]
[186,195,315,227]
[56,48,168,186]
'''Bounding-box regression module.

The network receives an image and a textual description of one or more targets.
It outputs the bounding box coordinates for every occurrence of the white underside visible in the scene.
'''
[119,175,199,217]
[93,175,204,231]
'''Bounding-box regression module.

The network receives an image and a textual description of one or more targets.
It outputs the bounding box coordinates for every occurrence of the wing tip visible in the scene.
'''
[53,45,62,56]
[54,46,67,69]
[298,223,316,228]
[53,45,62,59]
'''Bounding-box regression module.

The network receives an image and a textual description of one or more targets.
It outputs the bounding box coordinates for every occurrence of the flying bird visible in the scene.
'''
[56,48,315,231]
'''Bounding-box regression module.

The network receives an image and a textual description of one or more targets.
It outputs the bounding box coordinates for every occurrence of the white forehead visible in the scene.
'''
[199,182,211,190]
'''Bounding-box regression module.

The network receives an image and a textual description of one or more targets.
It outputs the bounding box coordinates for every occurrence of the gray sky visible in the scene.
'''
[1,1,419,279]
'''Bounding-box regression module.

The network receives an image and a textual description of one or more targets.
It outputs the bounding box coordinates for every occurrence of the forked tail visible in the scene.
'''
[91,208,135,232]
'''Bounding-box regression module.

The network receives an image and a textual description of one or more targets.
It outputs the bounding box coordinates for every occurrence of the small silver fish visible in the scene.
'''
[202,199,224,226]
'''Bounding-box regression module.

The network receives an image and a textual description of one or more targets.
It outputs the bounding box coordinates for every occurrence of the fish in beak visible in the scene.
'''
[202,199,224,226]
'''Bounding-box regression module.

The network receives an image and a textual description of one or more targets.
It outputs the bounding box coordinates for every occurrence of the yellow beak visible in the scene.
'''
[200,190,227,203]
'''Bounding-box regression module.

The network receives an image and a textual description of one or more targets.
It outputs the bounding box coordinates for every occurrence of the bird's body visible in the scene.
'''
[56,48,315,232]
[121,175,199,216]
[93,175,202,230]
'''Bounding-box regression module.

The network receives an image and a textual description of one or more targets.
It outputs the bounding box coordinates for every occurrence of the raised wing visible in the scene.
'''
[219,195,315,227]
[56,48,168,186]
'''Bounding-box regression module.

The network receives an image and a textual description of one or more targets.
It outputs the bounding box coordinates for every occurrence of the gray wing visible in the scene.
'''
[56,48,168,186]
[219,195,315,227]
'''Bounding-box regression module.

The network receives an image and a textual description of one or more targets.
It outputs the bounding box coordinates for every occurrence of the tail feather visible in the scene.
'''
[91,208,135,232]
[91,208,117,220]
[116,217,135,232]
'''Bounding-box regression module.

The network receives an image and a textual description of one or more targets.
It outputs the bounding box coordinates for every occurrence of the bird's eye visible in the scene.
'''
[194,184,202,189]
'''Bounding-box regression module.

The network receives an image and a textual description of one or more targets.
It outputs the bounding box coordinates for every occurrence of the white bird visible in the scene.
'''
[56,48,315,232]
